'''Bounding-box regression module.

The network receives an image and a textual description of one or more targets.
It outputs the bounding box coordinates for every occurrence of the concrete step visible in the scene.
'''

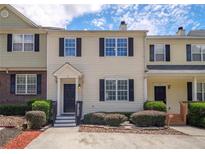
[54,123,76,127]
[56,116,75,120]
[55,119,76,123]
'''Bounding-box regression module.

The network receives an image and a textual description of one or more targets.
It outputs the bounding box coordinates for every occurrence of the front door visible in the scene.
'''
[64,84,76,112]
[154,86,166,103]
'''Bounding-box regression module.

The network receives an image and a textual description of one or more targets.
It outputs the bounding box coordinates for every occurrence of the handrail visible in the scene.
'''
[75,101,83,125]
[52,101,57,126]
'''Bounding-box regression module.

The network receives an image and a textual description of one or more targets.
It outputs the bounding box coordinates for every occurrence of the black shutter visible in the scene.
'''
[187,82,192,101]
[76,38,81,57]
[7,34,12,52]
[59,38,64,57]
[165,44,170,61]
[186,44,191,61]
[10,74,15,94]
[129,79,134,101]
[99,38,104,57]
[149,44,154,61]
[128,37,134,56]
[34,34,40,52]
[37,74,42,94]
[99,79,105,101]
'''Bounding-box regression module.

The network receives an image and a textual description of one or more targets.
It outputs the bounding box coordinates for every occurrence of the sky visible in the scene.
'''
[13,4,205,35]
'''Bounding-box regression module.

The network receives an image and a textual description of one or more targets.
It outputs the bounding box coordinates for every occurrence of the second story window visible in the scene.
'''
[64,38,76,56]
[13,34,34,52]
[105,38,128,56]
[154,44,165,61]
[191,45,205,61]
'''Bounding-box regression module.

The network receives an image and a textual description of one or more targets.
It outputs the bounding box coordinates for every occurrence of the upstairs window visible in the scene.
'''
[154,44,165,61]
[16,74,37,95]
[191,45,205,61]
[105,38,128,56]
[197,83,205,101]
[13,34,34,51]
[105,79,128,101]
[64,38,76,56]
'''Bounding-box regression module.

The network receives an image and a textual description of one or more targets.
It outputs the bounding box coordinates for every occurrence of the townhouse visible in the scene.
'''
[1,5,205,125]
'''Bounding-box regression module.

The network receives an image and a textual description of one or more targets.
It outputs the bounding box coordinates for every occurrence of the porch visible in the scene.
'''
[52,63,83,127]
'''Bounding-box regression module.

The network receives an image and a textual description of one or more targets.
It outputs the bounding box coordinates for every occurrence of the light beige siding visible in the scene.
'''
[146,38,205,65]
[0,33,47,68]
[47,31,146,114]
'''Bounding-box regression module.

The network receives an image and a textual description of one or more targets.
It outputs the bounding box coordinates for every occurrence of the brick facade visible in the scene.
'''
[0,71,47,104]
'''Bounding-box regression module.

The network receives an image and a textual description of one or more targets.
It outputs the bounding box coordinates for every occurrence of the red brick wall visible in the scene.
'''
[0,71,47,104]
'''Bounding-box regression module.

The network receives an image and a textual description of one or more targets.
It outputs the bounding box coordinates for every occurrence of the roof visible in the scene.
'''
[187,30,205,36]
[147,65,205,70]
[146,35,205,39]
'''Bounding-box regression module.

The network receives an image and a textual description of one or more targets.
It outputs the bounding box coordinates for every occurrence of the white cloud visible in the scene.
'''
[13,4,103,28]
[91,17,106,29]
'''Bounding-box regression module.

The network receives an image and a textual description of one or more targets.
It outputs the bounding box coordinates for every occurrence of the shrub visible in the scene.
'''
[188,102,205,128]
[83,113,105,125]
[104,114,128,126]
[200,117,205,128]
[130,110,166,127]
[27,99,40,109]
[32,101,50,121]
[83,113,93,124]
[25,111,46,129]
[144,101,167,112]
[0,104,30,115]
[103,112,133,119]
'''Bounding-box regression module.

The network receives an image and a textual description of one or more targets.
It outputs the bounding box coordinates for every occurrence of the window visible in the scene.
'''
[192,45,205,61]
[64,38,76,56]
[197,83,205,101]
[13,34,34,51]
[105,79,128,101]
[16,74,37,95]
[105,38,128,56]
[154,44,165,61]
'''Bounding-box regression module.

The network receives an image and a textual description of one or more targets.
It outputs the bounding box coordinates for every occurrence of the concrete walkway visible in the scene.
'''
[26,127,205,149]
[171,126,205,136]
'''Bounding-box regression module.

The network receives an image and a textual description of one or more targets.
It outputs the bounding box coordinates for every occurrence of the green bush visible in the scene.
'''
[144,101,167,112]
[83,113,93,124]
[25,111,46,129]
[130,110,166,127]
[32,101,50,121]
[103,112,133,119]
[104,114,128,126]
[0,104,30,115]
[188,102,205,128]
[83,113,106,125]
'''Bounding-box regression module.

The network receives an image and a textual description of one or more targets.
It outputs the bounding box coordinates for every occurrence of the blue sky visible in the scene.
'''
[14,4,205,34]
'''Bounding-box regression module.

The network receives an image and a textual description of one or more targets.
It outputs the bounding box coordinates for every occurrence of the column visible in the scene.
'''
[193,76,197,101]
[57,78,61,116]
[144,77,148,102]
[75,77,79,101]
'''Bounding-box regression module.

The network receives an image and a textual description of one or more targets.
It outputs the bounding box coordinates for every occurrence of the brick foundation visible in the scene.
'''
[0,71,47,104]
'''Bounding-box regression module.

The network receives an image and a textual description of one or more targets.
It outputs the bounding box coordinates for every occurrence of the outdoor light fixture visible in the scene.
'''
[78,83,81,88]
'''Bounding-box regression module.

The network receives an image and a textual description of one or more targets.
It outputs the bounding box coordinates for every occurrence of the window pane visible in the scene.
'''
[27,74,37,84]
[13,43,23,51]
[118,80,128,90]
[192,45,201,61]
[106,91,116,101]
[117,38,127,48]
[16,85,26,94]
[155,44,165,61]
[13,35,23,43]
[17,75,26,84]
[105,80,116,101]
[27,85,36,94]
[16,74,26,94]
[24,35,33,43]
[105,38,115,56]
[197,83,202,93]
[64,39,76,56]
[117,48,127,56]
[117,91,128,100]
[24,43,34,51]
[106,80,116,90]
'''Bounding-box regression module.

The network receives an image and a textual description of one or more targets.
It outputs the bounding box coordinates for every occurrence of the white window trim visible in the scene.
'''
[154,44,166,62]
[191,44,205,62]
[104,37,128,57]
[12,34,34,52]
[15,74,37,95]
[104,78,129,102]
[64,37,76,57]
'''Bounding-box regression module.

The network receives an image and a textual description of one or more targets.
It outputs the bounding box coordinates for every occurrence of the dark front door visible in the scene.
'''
[154,86,166,103]
[64,84,75,112]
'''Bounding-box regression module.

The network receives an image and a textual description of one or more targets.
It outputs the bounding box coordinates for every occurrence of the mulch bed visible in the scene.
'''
[79,125,187,135]
[0,115,26,128]
[0,128,22,147]
[2,130,41,149]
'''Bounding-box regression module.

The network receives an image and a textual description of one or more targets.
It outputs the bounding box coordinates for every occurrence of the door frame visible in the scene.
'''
[62,83,76,114]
